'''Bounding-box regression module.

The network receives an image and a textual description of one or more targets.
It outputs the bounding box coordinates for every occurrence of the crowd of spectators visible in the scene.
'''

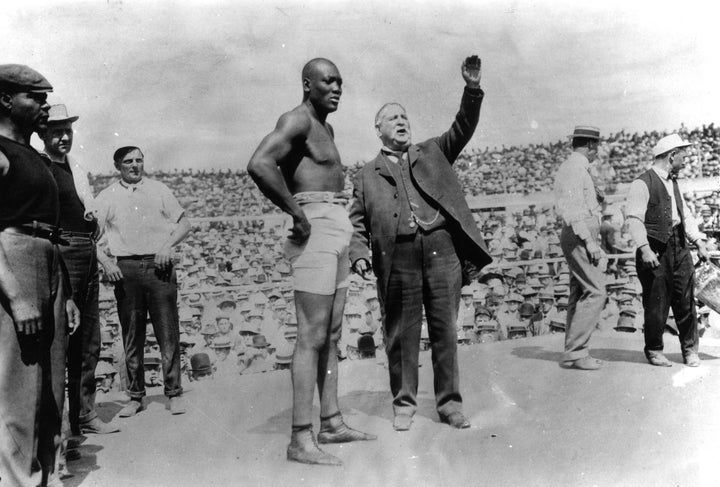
[88,123,720,392]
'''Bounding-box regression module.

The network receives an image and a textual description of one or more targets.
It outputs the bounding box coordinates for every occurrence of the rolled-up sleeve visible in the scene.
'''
[624,180,650,248]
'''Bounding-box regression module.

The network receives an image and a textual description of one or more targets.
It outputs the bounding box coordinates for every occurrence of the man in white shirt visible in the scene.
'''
[624,134,708,367]
[553,126,606,370]
[95,146,191,415]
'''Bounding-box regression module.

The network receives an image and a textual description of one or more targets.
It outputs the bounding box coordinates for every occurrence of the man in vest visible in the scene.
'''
[625,134,708,367]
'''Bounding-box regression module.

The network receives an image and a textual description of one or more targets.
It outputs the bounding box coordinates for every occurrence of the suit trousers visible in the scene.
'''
[560,222,607,361]
[636,227,698,356]
[114,258,182,399]
[60,236,101,429]
[0,233,66,487]
[382,227,463,418]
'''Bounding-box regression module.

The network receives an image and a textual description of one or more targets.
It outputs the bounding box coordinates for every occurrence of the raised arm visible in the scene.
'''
[435,56,484,163]
[247,110,312,243]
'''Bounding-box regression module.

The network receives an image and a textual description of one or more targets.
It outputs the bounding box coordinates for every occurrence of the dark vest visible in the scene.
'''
[637,169,684,245]
[0,135,59,228]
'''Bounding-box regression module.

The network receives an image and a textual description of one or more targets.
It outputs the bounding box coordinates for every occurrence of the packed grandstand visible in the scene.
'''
[87,122,720,390]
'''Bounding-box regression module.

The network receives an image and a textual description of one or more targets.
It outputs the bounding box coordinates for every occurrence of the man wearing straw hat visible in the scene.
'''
[40,103,120,436]
[553,126,607,370]
[625,133,708,367]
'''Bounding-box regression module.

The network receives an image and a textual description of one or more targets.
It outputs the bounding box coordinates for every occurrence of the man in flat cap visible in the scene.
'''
[94,145,191,416]
[0,64,80,487]
[553,126,606,370]
[40,104,120,436]
[625,133,708,367]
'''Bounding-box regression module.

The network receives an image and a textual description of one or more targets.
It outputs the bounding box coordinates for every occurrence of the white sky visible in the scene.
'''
[2,0,719,173]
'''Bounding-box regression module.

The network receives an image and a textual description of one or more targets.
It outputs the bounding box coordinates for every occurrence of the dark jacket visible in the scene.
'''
[348,86,492,297]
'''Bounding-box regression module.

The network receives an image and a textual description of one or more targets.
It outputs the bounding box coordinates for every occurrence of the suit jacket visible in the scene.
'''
[349,86,492,298]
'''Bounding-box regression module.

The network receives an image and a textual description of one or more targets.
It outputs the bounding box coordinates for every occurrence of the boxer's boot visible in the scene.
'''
[287,426,342,466]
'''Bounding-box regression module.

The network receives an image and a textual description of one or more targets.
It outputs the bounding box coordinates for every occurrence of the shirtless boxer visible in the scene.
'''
[248,58,376,466]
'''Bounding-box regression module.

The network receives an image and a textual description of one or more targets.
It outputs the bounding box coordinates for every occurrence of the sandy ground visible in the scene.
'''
[64,331,720,487]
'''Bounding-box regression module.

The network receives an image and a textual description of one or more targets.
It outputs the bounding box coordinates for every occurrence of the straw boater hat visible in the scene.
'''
[570,126,600,140]
[652,133,691,158]
[47,104,79,124]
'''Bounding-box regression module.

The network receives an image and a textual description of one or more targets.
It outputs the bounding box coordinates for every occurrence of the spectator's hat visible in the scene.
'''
[652,134,691,158]
[144,352,162,367]
[238,321,260,335]
[100,329,114,345]
[190,353,213,373]
[210,336,232,349]
[344,302,365,317]
[247,308,264,319]
[615,313,636,333]
[556,296,569,307]
[218,298,236,309]
[251,334,269,349]
[179,307,194,322]
[701,205,712,216]
[619,305,637,317]
[570,126,600,140]
[99,350,114,361]
[506,267,524,278]
[474,306,493,319]
[461,285,474,297]
[273,298,288,310]
[519,303,536,318]
[285,312,298,326]
[521,286,538,297]
[364,291,379,303]
[0,64,53,92]
[505,292,523,303]
[179,332,194,346]
[275,347,293,366]
[201,323,219,336]
[549,313,566,331]
[47,104,79,124]
[267,289,282,300]
[95,361,117,378]
[215,311,230,321]
[538,289,555,301]
[698,305,712,316]
[283,326,298,339]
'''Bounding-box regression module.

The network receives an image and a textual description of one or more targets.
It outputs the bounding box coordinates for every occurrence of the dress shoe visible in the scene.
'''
[169,396,187,415]
[393,413,413,431]
[684,352,701,367]
[118,399,144,418]
[317,413,377,444]
[563,356,603,371]
[440,412,471,429]
[287,429,343,466]
[80,417,120,434]
[646,352,672,367]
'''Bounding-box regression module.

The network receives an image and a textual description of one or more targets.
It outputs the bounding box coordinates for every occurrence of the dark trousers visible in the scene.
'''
[0,233,66,487]
[637,227,698,356]
[59,236,101,429]
[381,228,462,418]
[114,258,182,399]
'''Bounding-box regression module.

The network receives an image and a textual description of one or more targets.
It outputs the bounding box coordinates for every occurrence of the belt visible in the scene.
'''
[1,221,69,245]
[117,254,155,261]
[61,230,94,240]
[294,191,350,205]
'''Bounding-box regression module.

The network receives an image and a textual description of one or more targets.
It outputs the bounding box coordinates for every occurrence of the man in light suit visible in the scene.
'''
[349,55,491,431]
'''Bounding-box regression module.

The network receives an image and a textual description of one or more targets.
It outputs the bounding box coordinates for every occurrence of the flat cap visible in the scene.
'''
[0,64,53,93]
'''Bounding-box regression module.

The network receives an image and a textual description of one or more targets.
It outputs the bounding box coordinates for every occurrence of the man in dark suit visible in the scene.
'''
[349,55,491,431]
